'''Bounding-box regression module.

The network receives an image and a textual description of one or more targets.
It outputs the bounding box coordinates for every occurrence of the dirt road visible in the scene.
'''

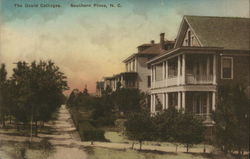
[44,105,88,159]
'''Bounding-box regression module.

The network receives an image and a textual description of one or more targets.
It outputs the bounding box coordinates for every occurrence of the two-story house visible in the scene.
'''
[100,33,175,93]
[148,16,249,126]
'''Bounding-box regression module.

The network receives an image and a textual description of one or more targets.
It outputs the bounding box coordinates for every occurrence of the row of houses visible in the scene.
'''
[96,15,250,125]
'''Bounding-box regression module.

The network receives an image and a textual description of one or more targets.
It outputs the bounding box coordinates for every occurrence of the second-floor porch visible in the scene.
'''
[151,49,218,89]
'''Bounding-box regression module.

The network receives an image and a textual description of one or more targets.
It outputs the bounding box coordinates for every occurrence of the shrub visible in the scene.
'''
[78,121,106,141]
[91,115,116,127]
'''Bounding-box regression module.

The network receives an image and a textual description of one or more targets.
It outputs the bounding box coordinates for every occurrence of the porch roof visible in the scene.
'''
[147,46,222,64]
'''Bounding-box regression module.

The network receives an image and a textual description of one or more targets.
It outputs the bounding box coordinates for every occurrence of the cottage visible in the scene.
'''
[147,16,250,126]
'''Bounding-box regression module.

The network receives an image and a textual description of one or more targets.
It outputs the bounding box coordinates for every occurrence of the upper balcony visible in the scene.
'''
[151,53,216,89]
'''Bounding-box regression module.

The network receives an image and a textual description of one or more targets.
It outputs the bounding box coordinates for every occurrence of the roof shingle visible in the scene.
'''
[185,16,250,50]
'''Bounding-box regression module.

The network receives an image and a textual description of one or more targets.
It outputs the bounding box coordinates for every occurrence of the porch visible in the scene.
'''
[150,91,216,124]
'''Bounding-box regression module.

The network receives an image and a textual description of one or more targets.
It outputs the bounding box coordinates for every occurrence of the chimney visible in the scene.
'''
[160,33,165,50]
[151,40,155,44]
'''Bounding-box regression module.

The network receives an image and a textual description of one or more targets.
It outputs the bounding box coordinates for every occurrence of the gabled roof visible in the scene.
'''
[175,15,250,50]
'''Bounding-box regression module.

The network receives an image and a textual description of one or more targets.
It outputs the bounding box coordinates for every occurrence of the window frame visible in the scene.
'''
[221,56,233,79]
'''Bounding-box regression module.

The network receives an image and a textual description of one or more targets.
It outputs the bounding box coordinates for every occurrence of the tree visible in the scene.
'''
[82,85,89,96]
[214,84,249,157]
[0,64,7,127]
[124,111,156,150]
[112,88,143,114]
[174,112,205,152]
[153,107,180,151]
[11,61,68,138]
[153,107,205,152]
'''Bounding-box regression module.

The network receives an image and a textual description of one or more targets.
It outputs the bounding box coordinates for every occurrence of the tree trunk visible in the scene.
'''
[2,114,5,128]
[186,144,189,153]
[139,141,142,150]
[91,141,94,145]
[9,115,11,124]
[35,121,38,136]
[131,142,134,149]
[237,148,242,159]
[203,144,206,153]
[175,144,178,152]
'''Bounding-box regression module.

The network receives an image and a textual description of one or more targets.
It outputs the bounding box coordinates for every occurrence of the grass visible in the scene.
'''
[0,139,54,159]
[85,147,212,159]
[104,131,214,152]
[104,131,130,143]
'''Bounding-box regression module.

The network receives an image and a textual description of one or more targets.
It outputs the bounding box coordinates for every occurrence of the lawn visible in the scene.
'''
[85,147,212,159]
[104,131,214,153]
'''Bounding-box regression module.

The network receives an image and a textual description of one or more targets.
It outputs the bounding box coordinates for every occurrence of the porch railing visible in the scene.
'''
[186,74,213,84]
[195,113,212,120]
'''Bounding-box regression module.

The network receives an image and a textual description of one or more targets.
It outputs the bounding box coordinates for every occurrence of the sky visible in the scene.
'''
[0,0,249,94]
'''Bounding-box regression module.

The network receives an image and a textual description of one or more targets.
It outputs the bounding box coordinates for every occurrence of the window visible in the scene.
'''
[168,57,178,77]
[169,93,178,108]
[155,63,163,81]
[221,57,233,79]
[147,76,151,88]
[188,31,191,46]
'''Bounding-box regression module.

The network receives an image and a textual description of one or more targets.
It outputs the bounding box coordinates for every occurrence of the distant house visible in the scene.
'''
[99,33,175,94]
[96,81,104,96]
[147,16,250,126]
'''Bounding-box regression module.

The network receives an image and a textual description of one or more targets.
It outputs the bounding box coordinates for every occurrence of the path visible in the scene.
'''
[43,105,88,159]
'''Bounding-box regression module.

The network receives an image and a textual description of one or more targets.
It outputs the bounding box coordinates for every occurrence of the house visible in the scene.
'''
[147,16,250,126]
[96,81,104,96]
[100,33,175,94]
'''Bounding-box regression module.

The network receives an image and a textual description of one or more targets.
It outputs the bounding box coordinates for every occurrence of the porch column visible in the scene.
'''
[150,94,153,113]
[182,91,186,112]
[207,56,210,80]
[151,66,153,88]
[152,65,156,88]
[162,62,165,81]
[177,92,181,110]
[134,58,137,72]
[162,93,166,110]
[212,92,216,111]
[153,94,156,113]
[206,92,210,120]
[213,54,216,85]
[182,54,186,84]
[165,93,168,110]
[165,61,168,86]
[131,61,133,71]
[121,75,124,88]
[177,55,181,85]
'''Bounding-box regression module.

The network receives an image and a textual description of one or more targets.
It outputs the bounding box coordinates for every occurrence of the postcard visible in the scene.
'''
[0,0,249,159]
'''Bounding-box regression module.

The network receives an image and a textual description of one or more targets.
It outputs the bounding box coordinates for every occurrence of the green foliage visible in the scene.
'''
[153,108,205,152]
[174,113,205,152]
[0,61,68,135]
[153,107,180,141]
[0,64,8,126]
[78,121,106,141]
[214,84,249,155]
[124,111,156,149]
[112,88,145,114]
[10,61,68,123]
